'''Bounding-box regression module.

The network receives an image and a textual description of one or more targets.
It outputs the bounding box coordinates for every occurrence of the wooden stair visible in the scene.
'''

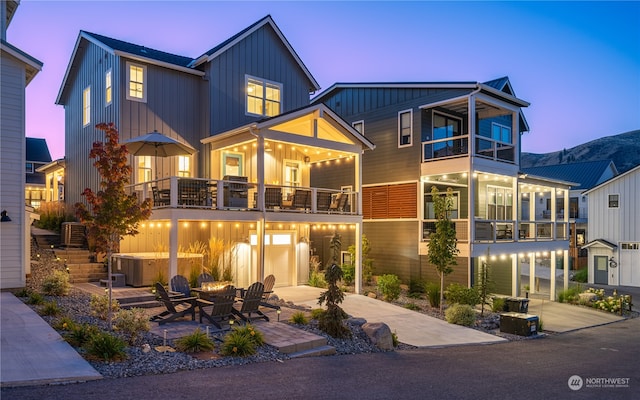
[54,249,108,283]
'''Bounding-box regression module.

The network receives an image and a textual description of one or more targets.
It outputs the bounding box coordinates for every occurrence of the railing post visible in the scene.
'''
[170,177,178,207]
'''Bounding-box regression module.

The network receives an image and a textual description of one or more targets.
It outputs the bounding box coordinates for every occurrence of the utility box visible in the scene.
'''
[504,297,530,313]
[500,312,539,336]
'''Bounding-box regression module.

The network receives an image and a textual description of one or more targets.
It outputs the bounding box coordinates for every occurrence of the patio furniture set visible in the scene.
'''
[150,274,279,329]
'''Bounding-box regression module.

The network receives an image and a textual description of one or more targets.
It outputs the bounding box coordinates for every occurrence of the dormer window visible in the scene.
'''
[246,75,281,117]
[126,62,146,102]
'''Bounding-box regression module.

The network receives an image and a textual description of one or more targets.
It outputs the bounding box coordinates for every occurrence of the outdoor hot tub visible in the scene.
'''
[111,252,204,287]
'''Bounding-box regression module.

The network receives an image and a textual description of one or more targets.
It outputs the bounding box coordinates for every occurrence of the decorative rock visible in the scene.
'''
[579,292,597,302]
[347,317,367,327]
[367,292,377,299]
[142,343,151,353]
[362,322,394,350]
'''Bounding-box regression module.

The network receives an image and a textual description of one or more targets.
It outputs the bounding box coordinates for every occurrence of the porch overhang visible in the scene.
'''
[582,239,617,251]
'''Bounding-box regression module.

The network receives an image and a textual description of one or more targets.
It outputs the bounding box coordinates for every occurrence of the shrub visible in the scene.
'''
[26,292,45,305]
[14,288,30,298]
[41,270,70,296]
[40,300,60,316]
[310,308,325,320]
[220,328,256,357]
[445,304,476,326]
[572,268,588,283]
[289,311,309,325]
[391,331,399,347]
[89,294,120,320]
[235,324,265,346]
[408,278,426,294]
[491,297,506,313]
[404,303,421,311]
[84,331,127,361]
[424,282,441,308]
[557,285,581,303]
[341,263,355,286]
[35,202,76,232]
[53,316,76,331]
[318,263,350,338]
[308,270,327,288]
[377,274,401,302]
[113,308,150,344]
[445,283,480,306]
[64,323,100,347]
[174,328,215,353]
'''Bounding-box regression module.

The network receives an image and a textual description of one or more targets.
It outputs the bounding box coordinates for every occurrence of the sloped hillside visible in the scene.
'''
[521,130,640,174]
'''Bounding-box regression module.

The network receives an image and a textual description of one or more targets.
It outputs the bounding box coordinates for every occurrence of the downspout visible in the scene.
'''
[467,85,481,287]
[249,125,266,282]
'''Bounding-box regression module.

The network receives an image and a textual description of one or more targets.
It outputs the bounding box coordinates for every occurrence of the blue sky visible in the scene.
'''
[9,1,640,160]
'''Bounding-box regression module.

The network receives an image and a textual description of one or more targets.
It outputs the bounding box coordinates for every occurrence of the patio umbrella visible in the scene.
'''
[121,130,196,178]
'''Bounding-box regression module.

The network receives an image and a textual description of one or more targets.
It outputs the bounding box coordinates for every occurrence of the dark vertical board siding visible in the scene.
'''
[208,24,312,136]
[363,221,420,282]
[419,256,469,287]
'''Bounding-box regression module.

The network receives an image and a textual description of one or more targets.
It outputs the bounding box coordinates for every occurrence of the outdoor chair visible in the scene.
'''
[150,283,197,325]
[260,274,280,311]
[290,189,311,210]
[170,274,192,297]
[197,272,214,288]
[197,284,238,329]
[316,191,332,212]
[152,186,170,206]
[264,187,283,209]
[233,281,269,323]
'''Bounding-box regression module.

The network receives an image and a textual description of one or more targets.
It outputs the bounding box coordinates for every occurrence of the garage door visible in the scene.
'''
[620,243,640,287]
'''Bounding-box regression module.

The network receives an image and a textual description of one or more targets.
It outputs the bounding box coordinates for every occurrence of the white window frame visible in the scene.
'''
[137,156,152,183]
[126,62,147,102]
[245,75,282,117]
[352,120,364,135]
[398,109,413,148]
[82,85,91,126]
[283,159,302,197]
[105,69,112,106]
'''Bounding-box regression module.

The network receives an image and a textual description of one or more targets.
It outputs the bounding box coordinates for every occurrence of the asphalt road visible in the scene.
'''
[3,318,639,400]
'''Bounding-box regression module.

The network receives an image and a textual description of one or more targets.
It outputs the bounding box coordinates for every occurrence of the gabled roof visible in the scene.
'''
[191,15,319,91]
[582,239,617,250]
[483,76,515,96]
[0,39,43,85]
[583,163,640,195]
[4,0,19,30]
[26,138,52,163]
[81,31,194,67]
[522,160,617,191]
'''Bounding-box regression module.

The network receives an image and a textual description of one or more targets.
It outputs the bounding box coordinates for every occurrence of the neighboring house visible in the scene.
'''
[36,158,65,203]
[311,77,572,300]
[56,16,374,292]
[25,137,53,208]
[522,160,618,269]
[1,0,43,289]
[583,164,640,287]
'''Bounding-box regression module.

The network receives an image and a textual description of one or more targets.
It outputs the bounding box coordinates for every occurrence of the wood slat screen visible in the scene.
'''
[363,183,417,219]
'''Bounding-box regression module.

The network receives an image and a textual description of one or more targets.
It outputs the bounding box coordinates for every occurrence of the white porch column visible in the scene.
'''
[551,187,557,239]
[512,254,519,297]
[355,222,362,294]
[257,219,265,282]
[256,135,265,210]
[550,251,557,301]
[564,249,569,292]
[169,217,178,280]
[529,252,536,295]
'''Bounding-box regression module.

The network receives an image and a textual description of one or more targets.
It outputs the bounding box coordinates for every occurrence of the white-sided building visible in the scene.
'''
[583,164,640,287]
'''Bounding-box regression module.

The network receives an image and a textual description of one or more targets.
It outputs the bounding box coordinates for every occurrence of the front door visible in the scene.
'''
[594,255,608,284]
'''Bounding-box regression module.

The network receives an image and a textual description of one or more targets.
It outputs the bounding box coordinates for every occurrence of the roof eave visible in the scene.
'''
[113,50,204,76]
[0,39,43,85]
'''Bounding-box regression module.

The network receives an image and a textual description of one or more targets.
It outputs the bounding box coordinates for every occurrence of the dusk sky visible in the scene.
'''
[9,1,640,160]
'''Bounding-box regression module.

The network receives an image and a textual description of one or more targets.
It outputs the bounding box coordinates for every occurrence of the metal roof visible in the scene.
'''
[521,160,616,190]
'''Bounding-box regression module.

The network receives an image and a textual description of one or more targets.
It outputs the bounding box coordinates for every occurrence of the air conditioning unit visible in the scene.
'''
[62,222,86,247]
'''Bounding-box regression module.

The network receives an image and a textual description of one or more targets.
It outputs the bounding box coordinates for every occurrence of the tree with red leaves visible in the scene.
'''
[75,123,151,327]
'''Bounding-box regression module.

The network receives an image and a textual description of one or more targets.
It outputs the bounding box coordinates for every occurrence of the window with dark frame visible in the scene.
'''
[398,110,412,147]
[608,194,619,208]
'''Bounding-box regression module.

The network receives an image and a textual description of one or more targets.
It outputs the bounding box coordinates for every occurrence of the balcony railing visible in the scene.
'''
[127,177,358,215]
[421,219,569,243]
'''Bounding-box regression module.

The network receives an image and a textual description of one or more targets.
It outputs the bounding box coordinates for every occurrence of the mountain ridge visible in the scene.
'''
[521,130,640,174]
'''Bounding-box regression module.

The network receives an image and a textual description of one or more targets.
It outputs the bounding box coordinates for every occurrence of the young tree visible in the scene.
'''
[477,247,494,317]
[427,186,459,312]
[75,123,152,328]
[317,263,350,338]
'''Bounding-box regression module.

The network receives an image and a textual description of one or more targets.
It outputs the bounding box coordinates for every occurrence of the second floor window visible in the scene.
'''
[178,156,191,177]
[26,162,34,173]
[398,110,412,147]
[127,62,146,102]
[491,122,512,144]
[137,156,152,183]
[608,194,619,208]
[246,76,281,117]
[105,70,112,105]
[82,86,90,126]
[352,120,364,135]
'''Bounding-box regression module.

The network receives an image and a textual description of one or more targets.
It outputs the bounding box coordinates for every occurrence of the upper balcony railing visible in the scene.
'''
[421,219,569,243]
[475,138,515,163]
[127,176,358,215]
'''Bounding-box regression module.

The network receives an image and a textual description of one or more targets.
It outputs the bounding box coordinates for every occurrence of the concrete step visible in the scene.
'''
[288,345,336,358]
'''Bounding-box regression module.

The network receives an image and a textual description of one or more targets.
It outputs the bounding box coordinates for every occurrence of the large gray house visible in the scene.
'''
[311,78,573,300]
[56,16,374,292]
